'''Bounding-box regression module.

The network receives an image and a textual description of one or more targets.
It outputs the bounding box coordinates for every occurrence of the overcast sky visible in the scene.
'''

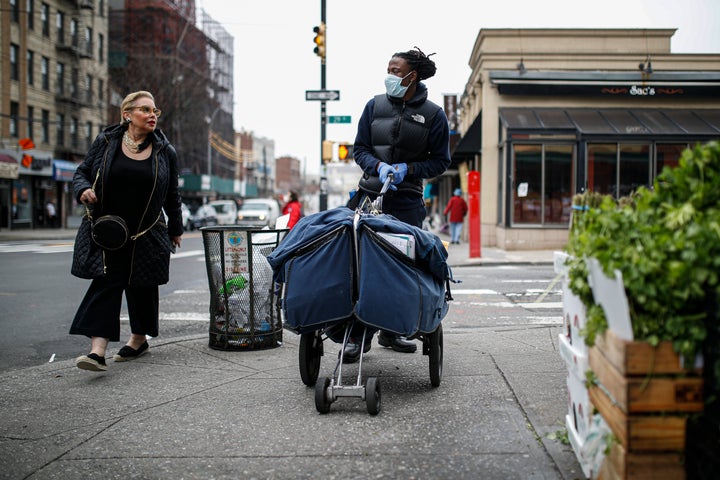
[196,0,720,177]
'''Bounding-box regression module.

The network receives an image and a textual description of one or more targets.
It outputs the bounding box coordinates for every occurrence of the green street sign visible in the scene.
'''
[328,116,351,124]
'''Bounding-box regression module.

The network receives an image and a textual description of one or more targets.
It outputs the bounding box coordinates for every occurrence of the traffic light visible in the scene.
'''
[313,23,326,60]
[338,143,353,162]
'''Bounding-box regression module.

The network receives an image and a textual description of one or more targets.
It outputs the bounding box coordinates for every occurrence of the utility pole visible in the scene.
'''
[318,0,328,211]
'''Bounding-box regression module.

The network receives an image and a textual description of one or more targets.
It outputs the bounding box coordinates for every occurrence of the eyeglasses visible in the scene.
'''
[130,106,162,117]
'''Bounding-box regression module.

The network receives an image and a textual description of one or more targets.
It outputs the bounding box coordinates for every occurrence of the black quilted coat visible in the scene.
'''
[71,124,183,286]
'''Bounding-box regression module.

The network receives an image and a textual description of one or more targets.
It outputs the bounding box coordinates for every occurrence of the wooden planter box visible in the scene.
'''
[589,330,703,480]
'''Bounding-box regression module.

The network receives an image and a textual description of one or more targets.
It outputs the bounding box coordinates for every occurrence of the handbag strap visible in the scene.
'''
[82,170,102,221]
[130,211,162,241]
[85,163,161,242]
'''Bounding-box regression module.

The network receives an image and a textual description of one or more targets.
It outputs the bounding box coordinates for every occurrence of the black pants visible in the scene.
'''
[70,269,159,342]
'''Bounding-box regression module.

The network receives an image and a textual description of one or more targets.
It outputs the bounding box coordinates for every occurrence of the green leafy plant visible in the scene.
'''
[565,141,720,370]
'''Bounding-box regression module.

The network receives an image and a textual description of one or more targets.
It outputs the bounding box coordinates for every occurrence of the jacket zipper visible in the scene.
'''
[128,144,162,284]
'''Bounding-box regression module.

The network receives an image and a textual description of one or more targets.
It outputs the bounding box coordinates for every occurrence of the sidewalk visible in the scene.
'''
[0,226,557,267]
[0,227,577,479]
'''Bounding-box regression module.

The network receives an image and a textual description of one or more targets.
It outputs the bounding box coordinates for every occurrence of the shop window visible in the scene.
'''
[12,179,31,226]
[511,144,574,226]
[656,144,687,175]
[544,145,573,224]
[513,145,542,224]
[587,144,617,196]
[618,144,650,197]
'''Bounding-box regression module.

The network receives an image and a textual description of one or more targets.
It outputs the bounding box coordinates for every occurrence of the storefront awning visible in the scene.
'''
[452,114,483,156]
[499,108,720,136]
[0,154,19,180]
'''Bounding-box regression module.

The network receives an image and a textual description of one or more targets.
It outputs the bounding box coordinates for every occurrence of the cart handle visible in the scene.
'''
[379,172,394,196]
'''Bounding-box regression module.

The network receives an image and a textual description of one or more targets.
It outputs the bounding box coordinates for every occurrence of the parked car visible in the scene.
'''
[208,200,238,225]
[181,203,191,230]
[188,204,218,230]
[236,198,280,227]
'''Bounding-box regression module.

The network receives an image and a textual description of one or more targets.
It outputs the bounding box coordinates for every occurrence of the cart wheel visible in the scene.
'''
[429,324,443,387]
[366,377,381,415]
[315,377,332,414]
[299,331,323,386]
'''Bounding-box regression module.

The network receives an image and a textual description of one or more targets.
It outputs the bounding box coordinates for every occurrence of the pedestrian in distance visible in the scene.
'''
[281,191,303,229]
[45,200,57,228]
[344,46,451,362]
[70,90,183,372]
[444,188,468,244]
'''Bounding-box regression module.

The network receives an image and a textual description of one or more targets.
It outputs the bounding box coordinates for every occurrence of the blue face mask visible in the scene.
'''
[385,71,413,98]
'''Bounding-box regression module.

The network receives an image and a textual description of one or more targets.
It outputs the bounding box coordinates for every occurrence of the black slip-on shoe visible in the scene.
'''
[113,341,149,362]
[76,353,107,372]
[339,339,372,364]
[378,333,417,353]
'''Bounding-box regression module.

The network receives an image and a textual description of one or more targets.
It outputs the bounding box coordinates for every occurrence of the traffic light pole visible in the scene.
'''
[318,0,328,211]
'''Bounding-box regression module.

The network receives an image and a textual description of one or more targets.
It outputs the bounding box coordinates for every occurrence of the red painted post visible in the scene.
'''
[468,170,481,258]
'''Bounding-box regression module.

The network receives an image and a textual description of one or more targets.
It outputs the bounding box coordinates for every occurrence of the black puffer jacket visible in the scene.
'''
[73,124,183,285]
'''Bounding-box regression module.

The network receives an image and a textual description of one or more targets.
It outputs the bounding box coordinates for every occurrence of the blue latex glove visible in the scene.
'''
[391,163,408,184]
[377,162,397,190]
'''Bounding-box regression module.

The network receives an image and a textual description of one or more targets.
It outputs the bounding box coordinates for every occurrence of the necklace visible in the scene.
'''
[123,131,144,153]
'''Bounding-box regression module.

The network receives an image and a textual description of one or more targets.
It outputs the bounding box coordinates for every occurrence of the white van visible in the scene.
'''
[236,198,280,227]
[208,200,238,225]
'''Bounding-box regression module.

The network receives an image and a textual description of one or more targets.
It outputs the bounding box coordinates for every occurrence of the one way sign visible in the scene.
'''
[305,90,340,101]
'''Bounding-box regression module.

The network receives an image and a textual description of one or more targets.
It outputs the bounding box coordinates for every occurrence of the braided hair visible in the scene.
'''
[393,47,437,80]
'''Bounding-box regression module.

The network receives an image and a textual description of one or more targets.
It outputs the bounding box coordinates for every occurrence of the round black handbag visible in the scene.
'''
[91,214,129,251]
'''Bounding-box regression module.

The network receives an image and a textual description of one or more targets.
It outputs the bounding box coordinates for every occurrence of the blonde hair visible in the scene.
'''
[119,91,155,124]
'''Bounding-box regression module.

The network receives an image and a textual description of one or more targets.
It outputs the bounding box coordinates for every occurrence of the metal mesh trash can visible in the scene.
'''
[201,226,288,350]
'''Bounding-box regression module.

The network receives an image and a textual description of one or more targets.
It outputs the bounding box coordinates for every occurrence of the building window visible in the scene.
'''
[10,0,19,22]
[618,144,651,198]
[27,50,34,85]
[27,0,34,30]
[10,44,19,81]
[41,110,50,143]
[10,102,19,137]
[27,106,34,140]
[98,33,104,63]
[85,27,93,56]
[41,56,49,90]
[85,121,93,150]
[99,0,104,17]
[656,143,687,175]
[70,68,79,100]
[98,79,104,103]
[586,144,616,196]
[56,11,65,45]
[512,143,574,226]
[85,74,93,103]
[70,117,79,148]
[41,3,49,37]
[70,18,78,48]
[56,62,65,95]
[56,114,65,146]
[586,143,652,198]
